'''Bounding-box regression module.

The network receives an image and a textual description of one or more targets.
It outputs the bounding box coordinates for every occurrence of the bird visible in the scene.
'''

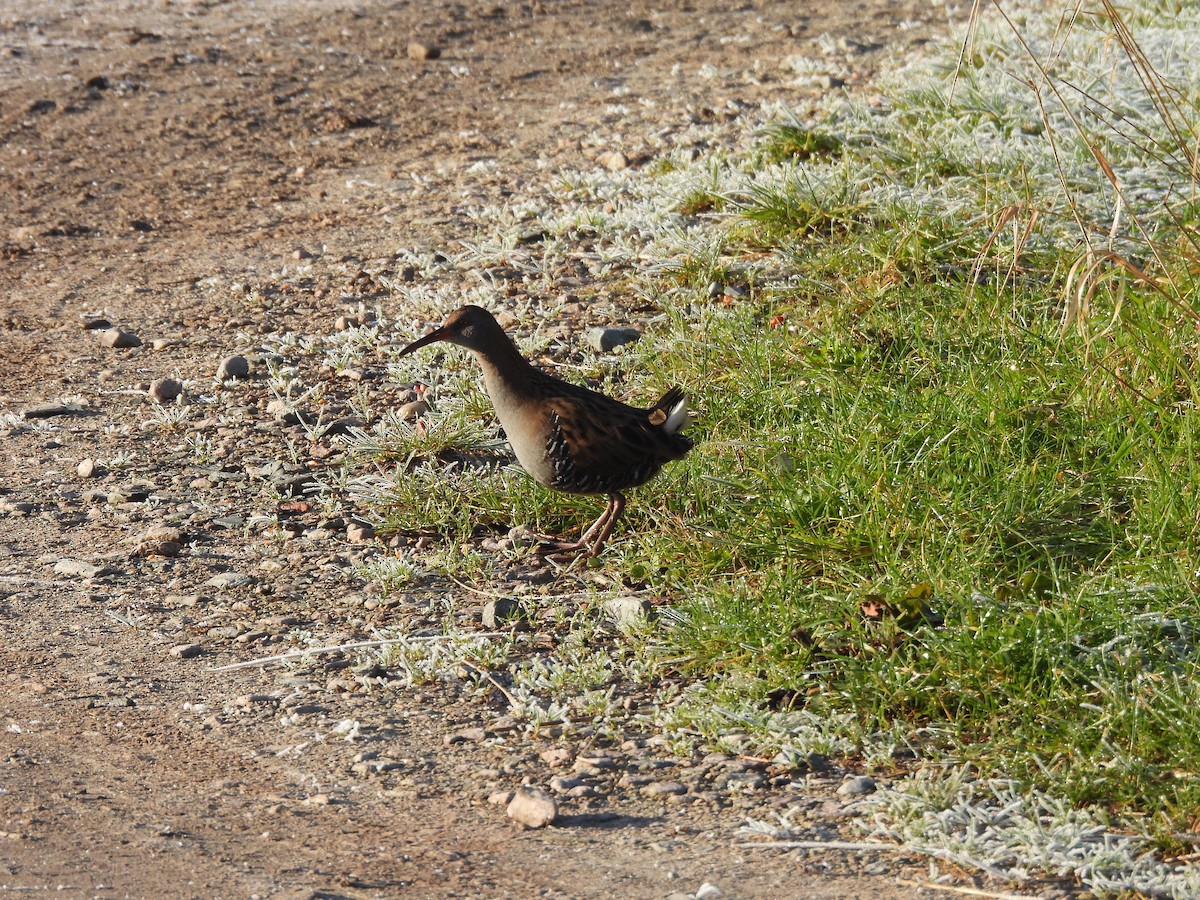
[398,305,692,557]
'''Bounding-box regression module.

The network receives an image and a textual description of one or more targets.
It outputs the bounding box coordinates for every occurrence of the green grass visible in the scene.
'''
[623,0,1200,846]
[638,277,1200,837]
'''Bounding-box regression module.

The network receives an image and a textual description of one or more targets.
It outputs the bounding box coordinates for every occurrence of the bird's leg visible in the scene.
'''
[535,493,625,558]
[577,494,620,546]
[582,492,625,557]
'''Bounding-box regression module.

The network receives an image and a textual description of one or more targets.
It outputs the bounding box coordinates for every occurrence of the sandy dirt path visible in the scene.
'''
[1,2,957,897]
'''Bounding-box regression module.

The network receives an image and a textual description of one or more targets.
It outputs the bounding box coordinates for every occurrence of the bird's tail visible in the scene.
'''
[650,386,689,434]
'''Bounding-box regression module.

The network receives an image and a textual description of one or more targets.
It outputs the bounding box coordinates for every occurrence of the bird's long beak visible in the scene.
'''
[398,327,449,357]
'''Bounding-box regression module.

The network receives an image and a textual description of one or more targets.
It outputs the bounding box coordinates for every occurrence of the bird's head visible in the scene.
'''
[398,305,501,356]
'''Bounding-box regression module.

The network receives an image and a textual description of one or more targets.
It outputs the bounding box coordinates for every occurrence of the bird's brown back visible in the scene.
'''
[534,374,692,495]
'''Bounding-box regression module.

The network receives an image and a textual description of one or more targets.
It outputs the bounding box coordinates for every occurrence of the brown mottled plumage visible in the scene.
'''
[399,305,692,556]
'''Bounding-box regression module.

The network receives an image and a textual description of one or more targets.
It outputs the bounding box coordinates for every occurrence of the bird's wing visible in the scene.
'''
[544,393,691,494]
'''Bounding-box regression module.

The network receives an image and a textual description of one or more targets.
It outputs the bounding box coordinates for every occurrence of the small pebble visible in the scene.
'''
[444,727,487,746]
[596,150,628,172]
[148,377,183,403]
[216,355,250,380]
[169,643,202,659]
[397,400,428,421]
[487,790,515,806]
[100,328,141,349]
[345,520,375,543]
[206,572,254,589]
[603,595,650,628]
[407,42,440,60]
[482,597,527,629]
[837,775,877,796]
[642,781,688,797]
[549,775,584,793]
[506,787,557,828]
[540,747,571,767]
[77,458,103,478]
[54,558,101,578]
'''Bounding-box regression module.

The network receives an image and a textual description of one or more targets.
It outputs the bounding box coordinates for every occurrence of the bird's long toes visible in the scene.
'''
[533,538,588,556]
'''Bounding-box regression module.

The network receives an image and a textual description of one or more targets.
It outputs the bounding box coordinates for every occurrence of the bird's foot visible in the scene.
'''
[502,526,592,562]
[533,538,594,561]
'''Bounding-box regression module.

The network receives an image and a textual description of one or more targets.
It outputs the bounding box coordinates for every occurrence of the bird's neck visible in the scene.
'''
[471,334,541,401]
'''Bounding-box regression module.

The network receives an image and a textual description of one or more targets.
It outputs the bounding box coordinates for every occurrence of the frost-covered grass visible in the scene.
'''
[347,1,1200,894]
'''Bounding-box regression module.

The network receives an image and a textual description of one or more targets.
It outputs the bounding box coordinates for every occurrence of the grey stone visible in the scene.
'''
[586,326,641,352]
[837,775,877,796]
[54,558,100,578]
